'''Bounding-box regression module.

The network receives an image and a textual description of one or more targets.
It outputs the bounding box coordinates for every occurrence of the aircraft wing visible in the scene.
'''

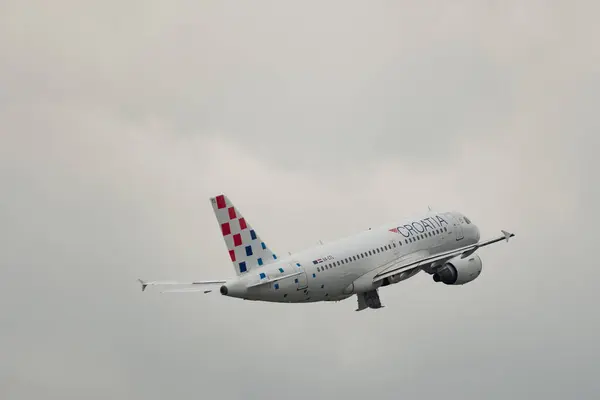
[138,279,226,292]
[373,230,515,284]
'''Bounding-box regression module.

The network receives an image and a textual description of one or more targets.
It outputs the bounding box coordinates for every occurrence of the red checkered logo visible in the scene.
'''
[221,222,231,236]
[233,234,242,247]
[215,195,226,209]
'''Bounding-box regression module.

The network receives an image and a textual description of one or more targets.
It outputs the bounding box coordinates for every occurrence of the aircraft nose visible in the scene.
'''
[474,225,481,242]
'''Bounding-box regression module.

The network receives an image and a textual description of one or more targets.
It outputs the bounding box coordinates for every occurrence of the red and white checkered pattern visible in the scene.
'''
[211,194,275,275]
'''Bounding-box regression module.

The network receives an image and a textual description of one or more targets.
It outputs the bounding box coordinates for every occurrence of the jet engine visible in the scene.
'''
[433,254,482,285]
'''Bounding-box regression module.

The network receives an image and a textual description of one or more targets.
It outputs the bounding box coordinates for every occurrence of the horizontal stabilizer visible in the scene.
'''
[247,271,304,288]
[138,279,226,291]
[160,288,214,294]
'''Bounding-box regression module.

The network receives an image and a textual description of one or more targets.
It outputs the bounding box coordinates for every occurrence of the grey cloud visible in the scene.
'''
[1,1,599,399]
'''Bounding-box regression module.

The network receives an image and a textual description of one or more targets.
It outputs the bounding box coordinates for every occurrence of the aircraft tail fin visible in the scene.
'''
[210,194,277,275]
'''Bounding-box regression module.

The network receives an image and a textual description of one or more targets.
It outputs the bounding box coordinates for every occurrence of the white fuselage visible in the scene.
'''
[221,211,480,303]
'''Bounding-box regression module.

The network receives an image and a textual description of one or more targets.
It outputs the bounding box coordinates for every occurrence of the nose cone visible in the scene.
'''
[473,225,481,242]
[220,279,247,298]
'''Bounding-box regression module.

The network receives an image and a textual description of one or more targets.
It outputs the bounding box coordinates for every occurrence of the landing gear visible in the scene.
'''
[356,290,384,311]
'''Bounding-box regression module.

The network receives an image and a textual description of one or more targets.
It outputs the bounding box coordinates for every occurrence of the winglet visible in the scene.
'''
[501,230,515,242]
[138,279,148,292]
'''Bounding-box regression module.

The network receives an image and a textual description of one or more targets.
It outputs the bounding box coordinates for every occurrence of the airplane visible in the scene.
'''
[139,194,515,311]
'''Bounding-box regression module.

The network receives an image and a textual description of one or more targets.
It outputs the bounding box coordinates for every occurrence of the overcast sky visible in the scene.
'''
[1,1,599,399]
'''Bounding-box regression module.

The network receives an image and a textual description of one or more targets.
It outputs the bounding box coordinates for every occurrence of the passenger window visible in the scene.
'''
[353,256,357,261]
[337,261,340,266]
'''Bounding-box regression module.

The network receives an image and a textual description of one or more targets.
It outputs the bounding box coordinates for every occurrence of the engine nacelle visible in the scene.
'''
[433,254,482,285]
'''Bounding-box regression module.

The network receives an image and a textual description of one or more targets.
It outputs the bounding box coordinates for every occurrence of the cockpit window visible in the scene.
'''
[464,216,471,224]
